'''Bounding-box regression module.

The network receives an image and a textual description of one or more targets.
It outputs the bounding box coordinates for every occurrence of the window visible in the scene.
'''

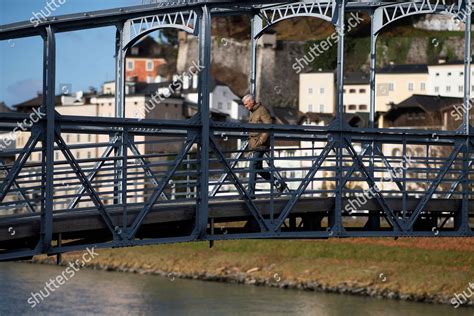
[87,152,91,159]
[343,89,346,93]
[131,47,139,55]
[127,61,134,70]
[348,104,357,110]
[359,89,366,93]
[77,152,81,159]
[408,82,414,91]
[217,102,223,110]
[308,88,313,94]
[359,104,368,111]
[460,72,464,76]
[77,135,80,142]
[447,72,452,76]
[459,85,464,93]
[308,104,313,112]
[88,135,92,142]
[446,86,451,93]
[290,171,296,178]
[435,73,440,77]
[227,103,231,110]
[388,83,394,91]
[349,89,356,94]
[320,104,324,113]
[320,87,325,94]
[146,60,154,71]
[434,86,439,93]
[420,83,426,91]
[55,152,59,160]
[66,135,70,142]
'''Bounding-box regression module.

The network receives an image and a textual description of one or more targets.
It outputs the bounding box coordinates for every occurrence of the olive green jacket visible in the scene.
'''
[248,103,272,151]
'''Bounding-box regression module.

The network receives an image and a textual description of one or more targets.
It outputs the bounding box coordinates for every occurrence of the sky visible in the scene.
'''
[0,0,146,107]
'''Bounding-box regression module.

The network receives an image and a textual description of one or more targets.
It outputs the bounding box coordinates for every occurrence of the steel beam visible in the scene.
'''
[196,5,212,239]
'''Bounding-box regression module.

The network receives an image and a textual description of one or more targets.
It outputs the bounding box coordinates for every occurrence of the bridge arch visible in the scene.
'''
[373,0,462,36]
[122,9,199,50]
[253,1,337,40]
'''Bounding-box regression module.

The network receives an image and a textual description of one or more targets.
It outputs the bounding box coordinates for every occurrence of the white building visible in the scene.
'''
[185,79,246,121]
[427,62,473,98]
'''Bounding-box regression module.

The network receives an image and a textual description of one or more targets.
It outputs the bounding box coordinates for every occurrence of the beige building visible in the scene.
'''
[299,72,336,115]
[376,64,429,113]
[343,72,370,113]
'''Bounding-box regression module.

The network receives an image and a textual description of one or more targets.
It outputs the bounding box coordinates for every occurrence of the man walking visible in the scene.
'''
[242,94,287,198]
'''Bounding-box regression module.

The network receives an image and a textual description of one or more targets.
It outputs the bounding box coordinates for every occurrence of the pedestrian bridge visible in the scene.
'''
[0,0,473,261]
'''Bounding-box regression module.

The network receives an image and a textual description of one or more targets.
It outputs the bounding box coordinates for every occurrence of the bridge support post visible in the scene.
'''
[458,0,472,233]
[114,23,126,210]
[250,14,262,97]
[367,10,381,231]
[197,5,212,239]
[331,0,346,235]
[113,23,128,239]
[40,26,56,253]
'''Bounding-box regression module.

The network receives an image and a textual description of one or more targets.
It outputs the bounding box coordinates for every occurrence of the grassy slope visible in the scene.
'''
[48,238,474,300]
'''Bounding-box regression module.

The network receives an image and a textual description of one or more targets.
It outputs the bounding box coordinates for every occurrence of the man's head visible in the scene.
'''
[242,94,256,111]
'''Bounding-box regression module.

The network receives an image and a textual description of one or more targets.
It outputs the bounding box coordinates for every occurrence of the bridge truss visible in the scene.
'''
[0,0,473,261]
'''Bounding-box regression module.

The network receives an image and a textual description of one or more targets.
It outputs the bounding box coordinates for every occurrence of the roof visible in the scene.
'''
[344,72,369,85]
[0,102,12,113]
[428,60,464,67]
[12,94,61,108]
[271,107,304,125]
[378,64,428,74]
[126,36,164,58]
[385,94,463,121]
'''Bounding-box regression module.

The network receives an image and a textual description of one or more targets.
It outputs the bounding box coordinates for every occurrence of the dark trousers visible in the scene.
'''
[248,150,271,197]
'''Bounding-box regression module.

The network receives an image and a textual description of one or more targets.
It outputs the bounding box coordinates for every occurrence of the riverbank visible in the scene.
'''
[31,238,474,307]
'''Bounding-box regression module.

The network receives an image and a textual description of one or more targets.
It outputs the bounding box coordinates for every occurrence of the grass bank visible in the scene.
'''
[33,238,474,306]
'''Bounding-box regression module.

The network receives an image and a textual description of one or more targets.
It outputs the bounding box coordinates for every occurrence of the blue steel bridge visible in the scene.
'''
[0,0,473,262]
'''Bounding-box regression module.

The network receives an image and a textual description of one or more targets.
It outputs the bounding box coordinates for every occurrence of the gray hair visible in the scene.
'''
[242,94,255,103]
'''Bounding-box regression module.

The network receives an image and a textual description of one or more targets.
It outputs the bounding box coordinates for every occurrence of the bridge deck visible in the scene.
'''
[1,197,472,252]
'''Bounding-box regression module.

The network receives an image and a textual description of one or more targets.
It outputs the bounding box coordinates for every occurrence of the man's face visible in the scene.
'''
[243,98,255,111]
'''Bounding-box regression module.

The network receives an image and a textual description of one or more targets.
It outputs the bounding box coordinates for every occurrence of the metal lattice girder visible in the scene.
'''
[123,9,199,48]
[0,162,35,213]
[127,133,197,239]
[273,139,335,232]
[209,140,248,197]
[343,138,403,231]
[406,141,465,230]
[127,136,169,201]
[209,137,270,231]
[0,132,41,204]
[373,0,462,35]
[55,131,122,240]
[256,0,336,37]
[67,135,120,209]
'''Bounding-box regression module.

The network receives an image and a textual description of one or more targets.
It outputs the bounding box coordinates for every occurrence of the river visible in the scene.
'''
[0,262,472,315]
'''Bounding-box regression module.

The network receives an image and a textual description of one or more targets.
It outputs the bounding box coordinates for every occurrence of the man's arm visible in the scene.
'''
[256,108,272,147]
